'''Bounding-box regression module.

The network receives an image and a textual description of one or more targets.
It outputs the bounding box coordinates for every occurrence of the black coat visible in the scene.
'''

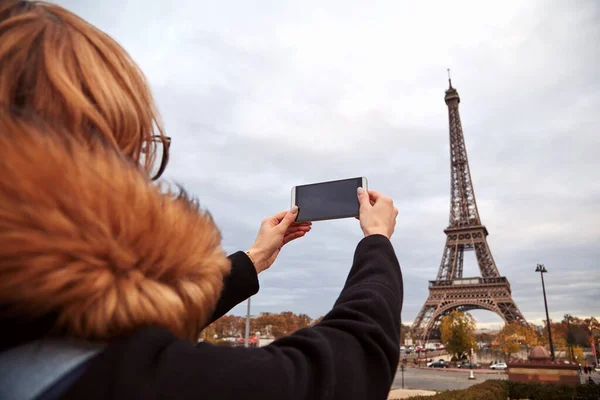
[55,235,403,400]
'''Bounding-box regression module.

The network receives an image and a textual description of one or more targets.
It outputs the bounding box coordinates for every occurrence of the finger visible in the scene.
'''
[284,229,307,240]
[284,227,310,237]
[282,230,306,246]
[269,210,312,226]
[371,192,393,206]
[272,210,288,223]
[262,211,287,228]
[267,211,311,229]
[290,221,311,228]
[357,187,371,208]
[277,206,299,231]
[285,225,311,234]
[368,190,383,203]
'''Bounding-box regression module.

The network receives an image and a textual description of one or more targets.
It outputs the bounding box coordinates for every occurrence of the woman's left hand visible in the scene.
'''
[246,206,312,273]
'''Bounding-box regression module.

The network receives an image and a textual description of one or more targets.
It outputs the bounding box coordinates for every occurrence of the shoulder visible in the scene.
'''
[62,327,192,399]
[63,327,287,400]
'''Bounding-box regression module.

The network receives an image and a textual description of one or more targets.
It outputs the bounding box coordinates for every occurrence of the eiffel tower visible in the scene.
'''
[411,74,526,342]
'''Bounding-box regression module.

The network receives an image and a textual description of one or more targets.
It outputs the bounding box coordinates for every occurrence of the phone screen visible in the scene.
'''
[294,177,364,222]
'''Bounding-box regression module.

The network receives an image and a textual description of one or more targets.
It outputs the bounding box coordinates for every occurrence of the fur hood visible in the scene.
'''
[0,115,231,342]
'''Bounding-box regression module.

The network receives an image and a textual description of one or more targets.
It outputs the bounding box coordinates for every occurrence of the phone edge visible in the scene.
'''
[290,186,296,209]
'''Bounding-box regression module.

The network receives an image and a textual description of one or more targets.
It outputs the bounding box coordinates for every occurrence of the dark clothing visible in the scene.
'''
[58,234,403,400]
[208,251,259,324]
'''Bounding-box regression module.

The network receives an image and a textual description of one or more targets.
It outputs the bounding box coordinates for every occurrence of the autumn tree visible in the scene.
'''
[565,317,590,347]
[540,321,567,353]
[400,324,413,344]
[440,310,477,359]
[212,315,245,338]
[558,316,600,361]
[567,346,584,363]
[251,312,279,337]
[198,323,217,343]
[248,311,315,339]
[496,323,541,360]
[497,334,520,359]
[297,313,312,329]
[562,316,600,348]
[588,317,600,359]
[273,311,299,337]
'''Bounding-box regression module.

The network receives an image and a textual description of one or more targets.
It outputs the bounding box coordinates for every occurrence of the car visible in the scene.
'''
[427,360,447,368]
[458,362,480,369]
[489,362,507,370]
[400,346,406,351]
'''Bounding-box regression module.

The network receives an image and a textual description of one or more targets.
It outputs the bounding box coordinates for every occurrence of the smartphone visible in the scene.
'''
[291,177,368,222]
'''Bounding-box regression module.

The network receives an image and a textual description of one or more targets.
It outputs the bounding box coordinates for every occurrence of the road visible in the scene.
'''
[392,367,507,391]
[392,367,598,391]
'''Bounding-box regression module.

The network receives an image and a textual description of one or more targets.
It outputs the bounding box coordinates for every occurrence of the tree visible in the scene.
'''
[440,310,477,359]
[212,315,245,338]
[249,311,314,339]
[567,345,584,363]
[198,323,217,343]
[496,323,541,360]
[252,312,278,337]
[297,313,312,329]
[522,323,543,347]
[562,316,599,347]
[588,317,600,361]
[497,335,520,359]
[400,324,412,344]
[541,321,567,353]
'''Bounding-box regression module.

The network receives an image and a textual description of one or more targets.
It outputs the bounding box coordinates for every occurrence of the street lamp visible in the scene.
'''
[400,363,406,389]
[244,297,251,348]
[535,264,555,360]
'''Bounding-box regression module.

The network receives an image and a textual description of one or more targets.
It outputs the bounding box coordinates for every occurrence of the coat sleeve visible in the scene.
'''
[64,234,403,400]
[206,251,259,324]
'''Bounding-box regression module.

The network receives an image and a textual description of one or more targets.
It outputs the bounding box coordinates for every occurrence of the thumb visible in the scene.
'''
[357,187,370,208]
[278,205,299,231]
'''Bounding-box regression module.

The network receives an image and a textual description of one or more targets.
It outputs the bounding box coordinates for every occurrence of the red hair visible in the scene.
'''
[0,112,230,341]
[0,0,168,176]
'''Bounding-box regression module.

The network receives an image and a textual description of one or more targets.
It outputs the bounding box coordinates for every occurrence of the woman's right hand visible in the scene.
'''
[357,187,398,239]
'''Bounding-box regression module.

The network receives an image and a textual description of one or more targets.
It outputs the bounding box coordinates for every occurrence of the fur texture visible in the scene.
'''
[0,115,231,342]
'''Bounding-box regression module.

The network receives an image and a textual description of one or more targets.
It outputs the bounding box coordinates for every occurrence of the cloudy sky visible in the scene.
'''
[57,0,599,329]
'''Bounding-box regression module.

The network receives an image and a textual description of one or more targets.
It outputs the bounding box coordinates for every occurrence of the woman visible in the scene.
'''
[0,0,310,339]
[0,2,403,400]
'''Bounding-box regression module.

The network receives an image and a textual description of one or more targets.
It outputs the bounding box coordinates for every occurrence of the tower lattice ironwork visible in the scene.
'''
[411,77,525,342]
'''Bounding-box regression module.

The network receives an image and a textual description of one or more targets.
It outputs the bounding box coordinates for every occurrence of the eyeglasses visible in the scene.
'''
[141,135,171,181]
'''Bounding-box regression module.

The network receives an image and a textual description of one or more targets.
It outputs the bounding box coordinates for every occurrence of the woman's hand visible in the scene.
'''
[357,187,398,239]
[246,206,312,274]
